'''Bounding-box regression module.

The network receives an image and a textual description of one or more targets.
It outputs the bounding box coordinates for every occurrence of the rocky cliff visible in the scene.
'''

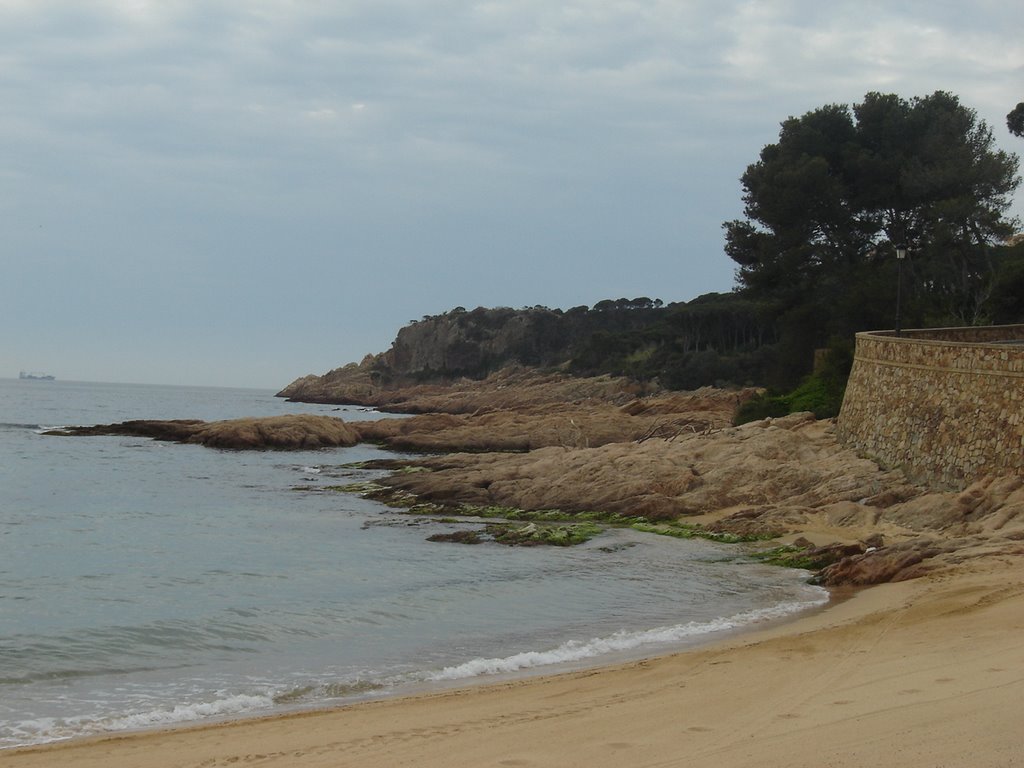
[277,303,666,403]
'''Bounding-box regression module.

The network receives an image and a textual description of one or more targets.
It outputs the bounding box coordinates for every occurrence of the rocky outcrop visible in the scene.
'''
[50,415,360,450]
[276,305,666,403]
[192,415,360,450]
[363,414,1024,585]
[52,385,756,455]
[277,364,656,410]
[356,385,757,452]
[373,414,902,519]
[816,539,947,585]
[277,363,382,405]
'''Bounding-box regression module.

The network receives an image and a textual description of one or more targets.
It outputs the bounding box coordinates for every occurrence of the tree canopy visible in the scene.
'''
[1009,102,1024,138]
[725,91,1021,344]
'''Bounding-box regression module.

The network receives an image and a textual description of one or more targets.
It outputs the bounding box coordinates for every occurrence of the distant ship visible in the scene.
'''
[19,371,55,381]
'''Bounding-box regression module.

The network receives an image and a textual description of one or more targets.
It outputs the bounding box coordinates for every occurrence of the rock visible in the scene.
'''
[862,533,885,549]
[816,539,946,585]
[426,530,483,544]
[802,541,866,567]
[706,506,794,538]
[47,419,205,441]
[376,417,903,524]
[354,382,757,453]
[50,415,360,450]
[192,415,360,450]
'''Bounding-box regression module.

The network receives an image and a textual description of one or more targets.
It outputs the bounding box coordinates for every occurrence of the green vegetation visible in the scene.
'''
[629,521,775,544]
[426,529,484,545]
[734,338,854,423]
[750,545,823,570]
[330,481,782,548]
[751,541,864,573]
[486,521,603,547]
[428,521,604,547]
[456,506,648,525]
[325,481,389,494]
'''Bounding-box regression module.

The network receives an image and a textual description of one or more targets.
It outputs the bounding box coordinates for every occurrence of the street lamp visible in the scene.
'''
[894,243,907,337]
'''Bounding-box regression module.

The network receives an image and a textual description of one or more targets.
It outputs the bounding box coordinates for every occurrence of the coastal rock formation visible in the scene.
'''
[52,384,756,455]
[278,365,657,412]
[367,413,1024,585]
[50,415,360,450]
[277,305,666,402]
[375,414,899,518]
[356,385,756,452]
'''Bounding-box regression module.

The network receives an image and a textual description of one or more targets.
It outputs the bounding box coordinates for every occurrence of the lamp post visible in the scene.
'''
[894,243,907,337]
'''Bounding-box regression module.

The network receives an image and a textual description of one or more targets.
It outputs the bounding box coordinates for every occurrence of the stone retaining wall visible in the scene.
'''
[836,325,1024,488]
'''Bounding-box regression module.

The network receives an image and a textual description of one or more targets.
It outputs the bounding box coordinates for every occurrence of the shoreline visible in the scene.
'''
[0,564,830,753]
[10,373,1024,766]
[5,557,1021,767]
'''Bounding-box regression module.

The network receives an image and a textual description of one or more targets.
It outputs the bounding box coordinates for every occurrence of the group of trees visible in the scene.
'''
[391,92,1021,408]
[571,91,1023,403]
[569,293,777,389]
[724,91,1021,375]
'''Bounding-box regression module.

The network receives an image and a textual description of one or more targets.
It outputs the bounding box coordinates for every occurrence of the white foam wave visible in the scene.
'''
[2,693,276,747]
[300,466,322,474]
[425,595,828,682]
[104,692,275,730]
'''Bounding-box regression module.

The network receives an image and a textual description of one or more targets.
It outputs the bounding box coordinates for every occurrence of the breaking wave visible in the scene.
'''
[425,594,828,682]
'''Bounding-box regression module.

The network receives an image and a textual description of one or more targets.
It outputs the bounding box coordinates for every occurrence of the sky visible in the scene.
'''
[3,1,1023,389]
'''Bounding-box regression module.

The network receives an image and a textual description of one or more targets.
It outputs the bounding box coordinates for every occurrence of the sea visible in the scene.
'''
[0,377,828,748]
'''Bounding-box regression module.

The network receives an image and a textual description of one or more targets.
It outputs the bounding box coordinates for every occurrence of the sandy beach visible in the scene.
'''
[4,554,1021,768]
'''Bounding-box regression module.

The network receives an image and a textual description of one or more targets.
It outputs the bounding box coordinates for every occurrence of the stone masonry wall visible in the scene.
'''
[836,325,1024,489]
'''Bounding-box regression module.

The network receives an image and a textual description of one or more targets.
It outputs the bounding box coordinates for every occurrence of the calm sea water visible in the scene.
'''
[0,378,827,747]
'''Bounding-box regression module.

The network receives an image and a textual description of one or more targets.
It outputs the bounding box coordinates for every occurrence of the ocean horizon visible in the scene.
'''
[0,378,826,748]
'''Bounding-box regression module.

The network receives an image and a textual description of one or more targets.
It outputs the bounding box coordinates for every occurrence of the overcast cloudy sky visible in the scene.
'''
[3,1,1022,388]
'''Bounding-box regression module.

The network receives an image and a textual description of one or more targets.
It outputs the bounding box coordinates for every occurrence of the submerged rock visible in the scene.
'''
[426,530,484,544]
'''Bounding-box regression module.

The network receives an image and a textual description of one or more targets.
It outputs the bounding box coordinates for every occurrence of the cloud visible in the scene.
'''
[717,2,1024,114]
[1,0,1022,386]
